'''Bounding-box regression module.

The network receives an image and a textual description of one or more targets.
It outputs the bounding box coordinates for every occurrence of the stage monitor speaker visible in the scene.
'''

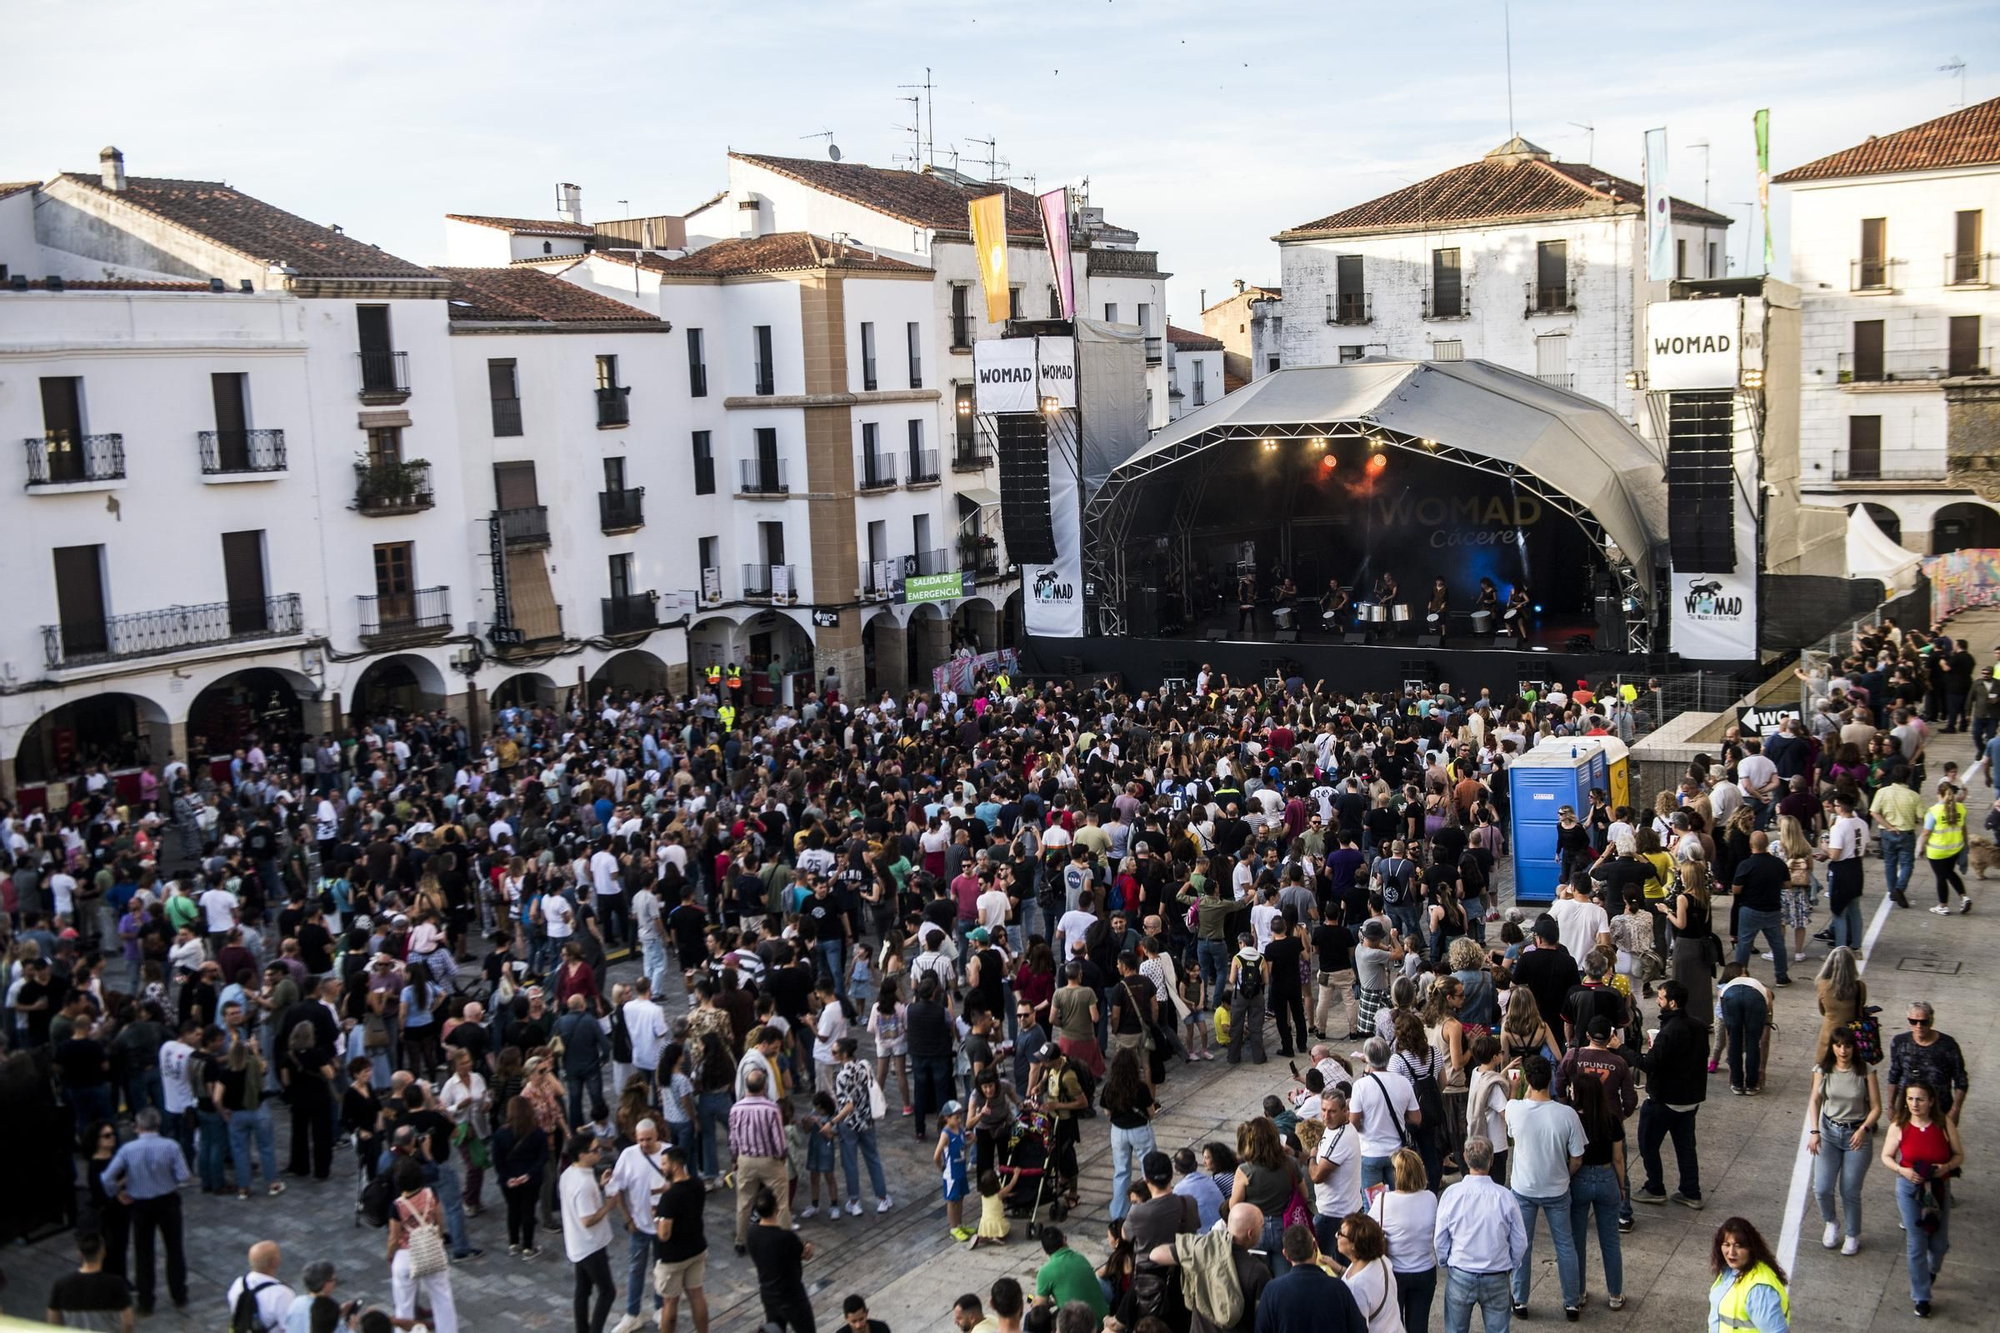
[1205,629,1228,641]
[1275,629,1299,643]
[1127,586,1159,637]
[1343,630,1371,645]
[1593,595,1629,653]
[996,412,1057,565]
[1415,632,1444,648]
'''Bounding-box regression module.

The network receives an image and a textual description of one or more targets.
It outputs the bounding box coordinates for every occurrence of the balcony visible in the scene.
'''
[598,487,645,532]
[861,559,899,599]
[1144,335,1164,364]
[742,563,797,602]
[1850,258,1902,293]
[1329,292,1372,326]
[601,592,659,635]
[737,458,789,495]
[1423,288,1470,321]
[957,535,1003,578]
[1838,347,1992,384]
[1524,282,1575,315]
[357,586,452,645]
[1089,248,1162,275]
[24,434,124,487]
[1944,252,1996,287]
[357,350,410,402]
[498,504,550,549]
[1831,449,1948,483]
[198,428,287,478]
[908,547,951,577]
[856,452,899,492]
[596,385,630,428]
[354,459,434,515]
[42,593,304,670]
[953,445,994,472]
[905,449,941,485]
[1536,372,1576,391]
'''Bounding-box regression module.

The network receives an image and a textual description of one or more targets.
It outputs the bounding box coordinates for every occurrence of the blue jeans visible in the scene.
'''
[1879,830,1915,900]
[125,1069,165,1116]
[196,1108,230,1191]
[1109,1122,1156,1220]
[696,1090,732,1179]
[226,1104,279,1190]
[640,936,669,997]
[1895,1175,1951,1304]
[1829,896,1865,951]
[1197,940,1229,1003]
[1813,1117,1872,1238]
[432,1159,471,1255]
[817,938,848,998]
[1444,1266,1514,1333]
[837,1122,888,1201]
[1720,984,1769,1090]
[1362,1155,1397,1189]
[1733,908,1789,983]
[624,1226,661,1315]
[1568,1164,1623,1298]
[1510,1191,1581,1309]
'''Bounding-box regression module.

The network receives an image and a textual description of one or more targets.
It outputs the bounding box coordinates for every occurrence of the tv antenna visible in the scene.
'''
[897,67,936,167]
[1688,139,1711,207]
[1728,201,1757,273]
[1502,0,1516,137]
[892,96,922,169]
[1940,56,1967,107]
[1567,121,1595,165]
[800,129,842,162]
[967,135,1008,184]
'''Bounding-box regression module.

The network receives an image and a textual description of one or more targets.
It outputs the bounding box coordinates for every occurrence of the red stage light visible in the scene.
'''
[1319,455,1337,471]
[1365,452,1388,475]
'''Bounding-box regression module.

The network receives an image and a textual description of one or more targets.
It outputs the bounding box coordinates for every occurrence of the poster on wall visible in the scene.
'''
[1646,299,1741,390]
[973,337,1038,414]
[1023,426,1084,637]
[1670,567,1758,659]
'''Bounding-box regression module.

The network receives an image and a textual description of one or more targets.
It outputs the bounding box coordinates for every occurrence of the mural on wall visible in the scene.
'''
[1925,548,2000,625]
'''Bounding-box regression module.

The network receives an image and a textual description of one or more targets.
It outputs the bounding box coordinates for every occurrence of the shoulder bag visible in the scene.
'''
[401,1193,449,1277]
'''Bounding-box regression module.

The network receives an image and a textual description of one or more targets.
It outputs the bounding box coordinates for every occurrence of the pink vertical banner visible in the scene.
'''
[1039,187,1073,320]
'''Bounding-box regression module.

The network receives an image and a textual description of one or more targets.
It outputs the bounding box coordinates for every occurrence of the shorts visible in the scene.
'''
[654,1253,707,1298]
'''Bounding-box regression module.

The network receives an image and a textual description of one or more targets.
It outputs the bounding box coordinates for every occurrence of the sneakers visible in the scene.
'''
[520,1248,541,1260]
[1842,1236,1861,1256]
[1670,1192,1705,1210]
[877,1196,894,1213]
[1929,905,1952,915]
[1607,1297,1626,1311]
[268,1182,286,1197]
[798,1205,819,1220]
[1759,951,1775,961]
[1915,1299,1931,1318]
[1565,1306,1581,1322]
[613,1315,647,1333]
[1745,1086,1762,1096]
[1512,1305,1530,1318]
[846,1199,863,1217]
[1635,1189,1667,1206]
[1793,951,1808,963]
[950,1226,974,1242]
[1961,896,1973,914]
[1731,1086,1747,1096]
[1823,1222,1840,1249]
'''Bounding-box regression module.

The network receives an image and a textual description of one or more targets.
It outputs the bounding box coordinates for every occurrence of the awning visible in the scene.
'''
[957,486,1002,508]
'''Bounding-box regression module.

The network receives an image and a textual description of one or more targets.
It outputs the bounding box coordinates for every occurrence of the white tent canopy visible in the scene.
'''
[1107,359,1670,589]
[1846,504,1921,595]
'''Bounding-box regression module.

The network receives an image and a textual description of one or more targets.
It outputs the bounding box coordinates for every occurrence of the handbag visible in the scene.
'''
[363,1013,390,1051]
[866,1065,888,1120]
[402,1196,449,1277]
[1846,1006,1886,1065]
[453,1120,491,1171]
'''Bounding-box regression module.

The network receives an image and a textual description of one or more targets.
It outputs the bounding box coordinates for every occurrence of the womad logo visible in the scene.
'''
[978,366,1034,384]
[1032,568,1075,603]
[1682,578,1743,618]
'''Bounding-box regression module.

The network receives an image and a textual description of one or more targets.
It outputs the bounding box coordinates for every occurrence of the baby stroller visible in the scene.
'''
[997,1108,1067,1237]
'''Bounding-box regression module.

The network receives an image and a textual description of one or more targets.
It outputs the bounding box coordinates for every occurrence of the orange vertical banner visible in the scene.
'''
[968,193,1011,324]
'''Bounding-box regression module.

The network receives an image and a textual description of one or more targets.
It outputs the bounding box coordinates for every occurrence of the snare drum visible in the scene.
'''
[1504,607,1520,620]
[1389,603,1412,623]
[1470,610,1496,634]
[1426,611,1441,624]
[1272,606,1295,630]
[1357,602,1386,624]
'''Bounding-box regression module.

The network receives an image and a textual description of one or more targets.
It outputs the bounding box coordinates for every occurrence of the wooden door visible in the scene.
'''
[53,545,107,657]
[222,531,268,634]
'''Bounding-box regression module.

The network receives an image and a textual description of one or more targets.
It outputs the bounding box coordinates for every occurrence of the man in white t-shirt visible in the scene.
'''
[543,890,577,951]
[1736,742,1778,828]
[1349,1037,1420,1189]
[198,882,238,949]
[606,1120,669,1328]
[1308,1087,1362,1253]
[1547,881,1611,963]
[590,841,628,948]
[623,979,669,1082]
[975,879,1012,933]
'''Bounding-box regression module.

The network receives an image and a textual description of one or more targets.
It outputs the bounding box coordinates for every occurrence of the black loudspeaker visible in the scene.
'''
[1205,629,1228,641]
[1416,632,1444,648]
[1275,629,1299,643]
[1127,587,1159,637]
[996,413,1057,564]
[1343,630,1372,645]
[1594,595,1629,653]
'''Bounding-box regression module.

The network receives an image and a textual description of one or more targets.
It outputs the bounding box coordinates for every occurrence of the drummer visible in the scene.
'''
[1427,577,1449,625]
[1320,577,1350,626]
[1373,570,1399,607]
[1475,577,1500,619]
[1236,567,1258,633]
[1505,582,1532,640]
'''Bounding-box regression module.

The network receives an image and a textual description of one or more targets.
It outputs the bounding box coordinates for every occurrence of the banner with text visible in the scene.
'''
[1037,336,1077,410]
[1023,418,1084,637]
[1646,298,1741,390]
[973,337,1038,414]
[933,647,1022,696]
[1670,566,1758,659]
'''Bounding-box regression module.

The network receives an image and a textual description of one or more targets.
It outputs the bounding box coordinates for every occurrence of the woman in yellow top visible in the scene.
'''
[1706,1217,1790,1333]
[1914,781,1971,915]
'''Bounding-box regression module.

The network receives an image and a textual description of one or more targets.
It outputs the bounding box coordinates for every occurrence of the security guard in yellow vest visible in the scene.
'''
[994,671,1010,695]
[704,662,722,687]
[726,664,743,691]
[1916,784,1971,912]
[717,702,736,732]
[1707,1254,1789,1333]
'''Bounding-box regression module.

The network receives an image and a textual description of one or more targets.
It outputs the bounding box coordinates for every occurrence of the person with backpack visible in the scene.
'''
[384,1156,458,1333]
[225,1241,294,1333]
[1224,932,1268,1066]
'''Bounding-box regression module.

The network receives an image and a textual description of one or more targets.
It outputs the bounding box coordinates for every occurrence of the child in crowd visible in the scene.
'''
[969,1167,1018,1248]
[933,1099,970,1241]
[795,1091,841,1218]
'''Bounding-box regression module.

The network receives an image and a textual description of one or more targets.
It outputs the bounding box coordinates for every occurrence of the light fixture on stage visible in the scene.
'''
[958,397,973,416]
[1741,368,1765,390]
[1420,437,1439,450]
[1365,451,1388,476]
[1366,433,1386,452]
[1623,370,1642,390]
[1260,437,1278,452]
[1318,454,1337,473]
[1039,395,1061,414]
[1310,436,1328,450]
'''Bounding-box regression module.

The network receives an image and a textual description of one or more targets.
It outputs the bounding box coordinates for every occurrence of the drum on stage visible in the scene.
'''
[1356,602,1387,624]
[1389,603,1412,623]
[1272,606,1295,630]
[1504,607,1520,620]
[1470,610,1496,634]
[1426,611,1442,624]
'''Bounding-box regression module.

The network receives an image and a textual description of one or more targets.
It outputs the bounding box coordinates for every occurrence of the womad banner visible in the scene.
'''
[1037,336,1076,410]
[973,337,1037,414]
[1024,416,1084,638]
[1670,567,1757,659]
[933,647,1022,696]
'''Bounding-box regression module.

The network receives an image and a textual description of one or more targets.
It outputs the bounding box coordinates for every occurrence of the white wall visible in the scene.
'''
[1167,345,1223,417]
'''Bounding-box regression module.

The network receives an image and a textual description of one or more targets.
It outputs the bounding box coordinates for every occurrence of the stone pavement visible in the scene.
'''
[5,637,1997,1332]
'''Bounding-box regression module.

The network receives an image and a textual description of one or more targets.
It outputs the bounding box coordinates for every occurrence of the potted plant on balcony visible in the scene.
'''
[354,452,432,508]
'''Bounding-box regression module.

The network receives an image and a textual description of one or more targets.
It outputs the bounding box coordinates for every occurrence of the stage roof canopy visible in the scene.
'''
[1109,358,1669,586]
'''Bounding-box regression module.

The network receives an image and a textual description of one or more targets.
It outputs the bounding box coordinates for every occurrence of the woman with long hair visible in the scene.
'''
[1807,1027,1880,1255]
[1663,862,1716,1030]
[1388,1009,1445,1188]
[1879,1081,1966,1316]
[1565,1069,1627,1310]
[1705,1218,1789,1333]
[867,975,911,1116]
[399,960,443,1075]
[1812,946,1867,1065]
[1915,782,1972,914]
[1774,815,1816,965]
[1366,1147,1438,1332]
[1099,1047,1157,1222]
[1499,987,1557,1065]
[1227,1116,1303,1275]
[491,1094,549,1258]
[80,1119,129,1283]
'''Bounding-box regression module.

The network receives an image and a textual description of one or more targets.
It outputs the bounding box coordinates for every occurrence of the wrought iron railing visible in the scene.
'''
[24,433,124,485]
[357,350,410,397]
[1524,282,1574,315]
[358,586,451,641]
[354,460,434,514]
[741,563,797,600]
[198,428,287,475]
[601,592,659,634]
[857,452,898,491]
[738,459,789,494]
[43,593,303,669]
[1850,257,1901,292]
[497,505,550,548]
[1838,347,1992,383]
[596,385,630,427]
[906,449,940,484]
[598,487,645,531]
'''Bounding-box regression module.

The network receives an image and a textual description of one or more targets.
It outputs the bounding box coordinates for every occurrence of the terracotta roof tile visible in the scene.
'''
[643,232,927,277]
[1280,150,1729,237]
[0,181,38,202]
[3,277,213,292]
[433,267,657,322]
[1166,324,1224,350]
[445,213,596,238]
[1772,95,2000,183]
[729,153,1053,236]
[59,173,436,280]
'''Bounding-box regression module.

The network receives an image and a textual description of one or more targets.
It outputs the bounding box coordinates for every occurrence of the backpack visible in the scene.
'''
[1234,954,1264,1001]
[230,1275,279,1333]
[359,1172,397,1228]
[1404,1049,1448,1133]
[1847,1006,1886,1065]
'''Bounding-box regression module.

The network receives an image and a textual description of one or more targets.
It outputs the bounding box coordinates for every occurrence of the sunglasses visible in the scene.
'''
[1908,1017,1930,1027]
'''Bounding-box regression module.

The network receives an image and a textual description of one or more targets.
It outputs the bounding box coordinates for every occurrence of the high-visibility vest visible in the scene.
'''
[726,665,743,690]
[1924,801,1965,859]
[718,703,737,732]
[1712,1263,1789,1332]
[705,663,722,686]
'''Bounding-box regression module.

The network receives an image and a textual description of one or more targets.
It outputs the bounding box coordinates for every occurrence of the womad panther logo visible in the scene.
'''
[1033,568,1075,603]
[1682,578,1742,618]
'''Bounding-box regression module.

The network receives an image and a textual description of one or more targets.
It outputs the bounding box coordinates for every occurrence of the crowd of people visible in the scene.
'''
[2,622,1984,1333]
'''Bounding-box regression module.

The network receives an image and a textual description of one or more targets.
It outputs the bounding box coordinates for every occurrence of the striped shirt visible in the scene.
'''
[727,1094,786,1159]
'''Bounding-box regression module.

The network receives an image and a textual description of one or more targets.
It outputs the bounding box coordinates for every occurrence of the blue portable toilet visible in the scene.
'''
[1509,740,1609,905]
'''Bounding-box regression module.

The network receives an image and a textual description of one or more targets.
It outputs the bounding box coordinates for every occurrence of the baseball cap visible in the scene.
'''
[940,1100,964,1119]
[1141,1150,1173,1186]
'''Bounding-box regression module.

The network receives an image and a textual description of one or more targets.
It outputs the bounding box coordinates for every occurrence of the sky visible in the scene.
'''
[11,0,1998,331]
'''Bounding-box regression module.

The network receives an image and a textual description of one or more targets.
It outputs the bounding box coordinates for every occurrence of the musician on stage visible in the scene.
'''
[1373,570,1399,606]
[1276,571,1299,603]
[1237,567,1258,632]
[1320,577,1350,627]
[1475,578,1500,618]
[1505,582,1532,641]
[1427,577,1449,625]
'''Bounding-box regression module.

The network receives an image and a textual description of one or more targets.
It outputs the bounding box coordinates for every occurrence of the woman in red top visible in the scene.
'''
[553,941,597,1008]
[1012,942,1058,1030]
[1879,1080,1966,1317]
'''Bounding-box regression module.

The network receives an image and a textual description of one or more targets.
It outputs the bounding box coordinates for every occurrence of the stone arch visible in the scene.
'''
[15,690,173,790]
[1930,500,2000,555]
[906,601,949,691]
[186,666,317,760]
[347,653,448,723]
[952,596,1000,654]
[591,648,670,699]
[1001,588,1024,648]
[862,609,908,697]
[1848,502,1903,547]
[491,672,559,711]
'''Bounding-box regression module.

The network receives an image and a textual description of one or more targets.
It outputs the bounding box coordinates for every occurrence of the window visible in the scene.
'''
[1535,242,1568,311]
[1104,302,1119,324]
[1430,248,1463,318]
[1047,285,1061,319]
[52,545,107,659]
[1845,415,1883,479]
[595,354,619,390]
[1535,333,1570,387]
[860,321,878,391]
[1008,286,1023,321]
[1430,339,1465,362]
[867,519,888,579]
[608,552,633,600]
[691,431,714,495]
[356,306,396,389]
[760,520,786,567]
[1266,354,1279,373]
[1676,238,1687,279]
[493,460,539,511]
[912,514,932,564]
[753,325,775,394]
[908,417,925,467]
[1707,242,1718,279]
[221,530,269,634]
[950,285,972,348]
[1851,320,1884,382]
[210,372,251,469]
[487,359,521,436]
[955,383,976,451]
[372,541,415,618]
[1136,303,1152,335]
[365,426,403,468]
[1334,255,1366,322]
[686,327,707,397]
[698,535,719,578]
[907,321,923,388]
[1859,218,1887,288]
[595,354,628,427]
[1338,345,1366,363]
[1949,315,1984,377]
[603,456,627,492]
[1952,210,1984,285]
[754,427,780,491]
[1192,359,1206,406]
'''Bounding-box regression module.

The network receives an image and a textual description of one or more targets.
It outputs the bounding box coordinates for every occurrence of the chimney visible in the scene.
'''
[557,182,583,225]
[99,146,126,192]
[1233,278,1246,295]
[738,197,764,239]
